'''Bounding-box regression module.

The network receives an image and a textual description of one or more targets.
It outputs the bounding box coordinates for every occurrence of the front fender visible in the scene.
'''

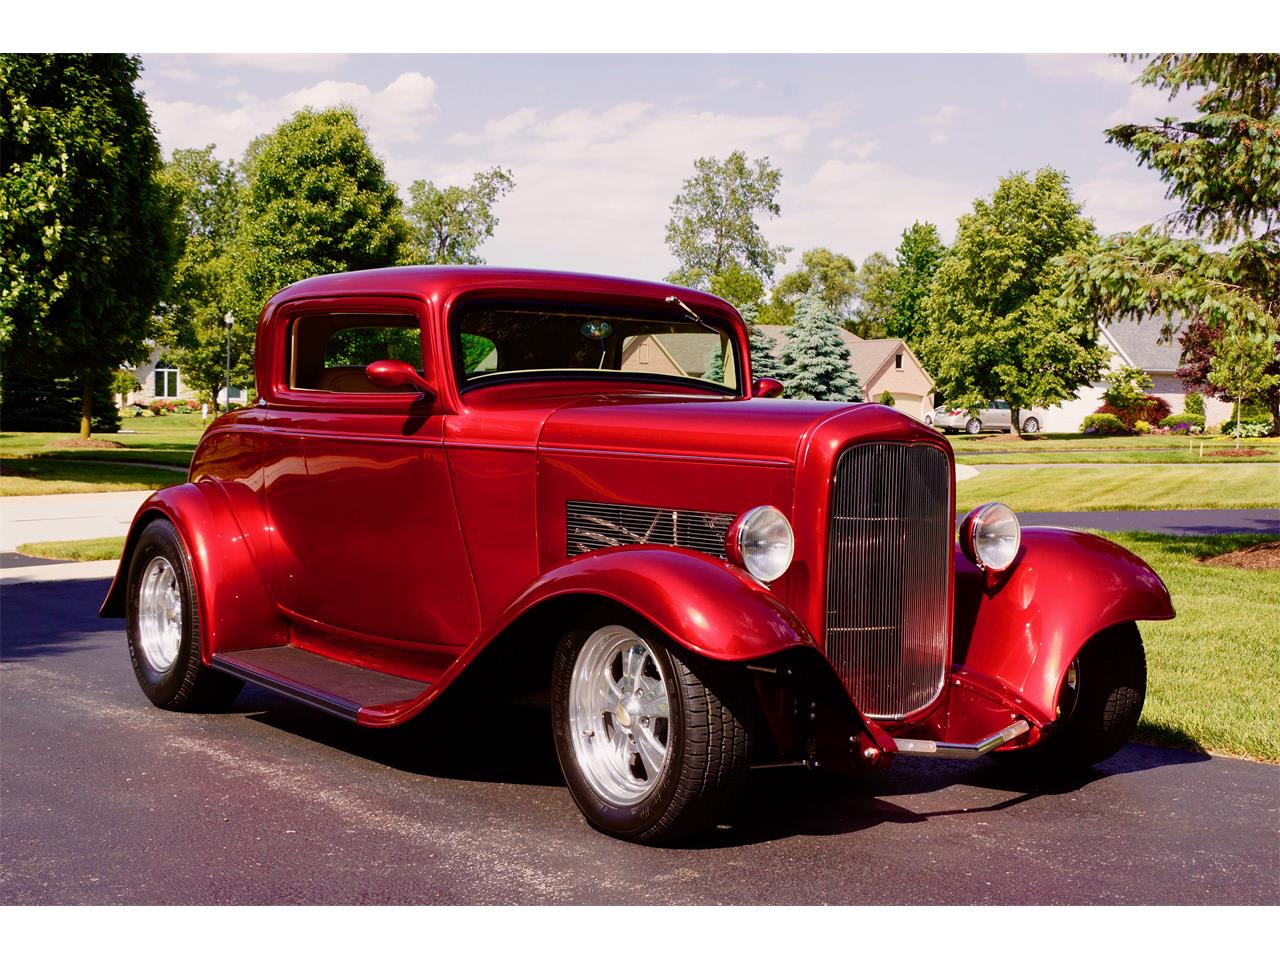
[506,545,817,661]
[953,527,1174,725]
[99,481,283,660]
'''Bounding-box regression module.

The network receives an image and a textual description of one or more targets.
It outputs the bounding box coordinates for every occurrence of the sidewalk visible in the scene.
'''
[0,490,153,552]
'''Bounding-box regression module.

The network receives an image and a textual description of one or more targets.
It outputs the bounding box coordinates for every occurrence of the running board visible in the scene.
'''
[212,646,430,722]
[892,720,1031,760]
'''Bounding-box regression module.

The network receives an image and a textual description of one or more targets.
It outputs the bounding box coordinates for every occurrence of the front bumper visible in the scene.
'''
[892,719,1031,759]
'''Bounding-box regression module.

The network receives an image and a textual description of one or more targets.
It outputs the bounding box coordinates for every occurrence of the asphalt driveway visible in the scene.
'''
[2,576,1276,905]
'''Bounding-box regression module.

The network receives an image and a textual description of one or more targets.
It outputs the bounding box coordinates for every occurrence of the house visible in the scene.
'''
[754,326,935,420]
[1029,316,1231,432]
[118,346,246,409]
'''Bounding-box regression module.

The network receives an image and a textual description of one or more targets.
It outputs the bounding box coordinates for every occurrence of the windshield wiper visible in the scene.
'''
[664,295,718,335]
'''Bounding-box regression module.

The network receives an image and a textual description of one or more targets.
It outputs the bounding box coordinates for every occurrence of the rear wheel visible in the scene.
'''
[965,418,982,434]
[551,620,753,844]
[126,519,244,711]
[998,623,1146,773]
[1022,417,1041,434]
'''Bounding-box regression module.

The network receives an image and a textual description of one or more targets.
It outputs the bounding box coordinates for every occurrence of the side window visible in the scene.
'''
[288,314,423,393]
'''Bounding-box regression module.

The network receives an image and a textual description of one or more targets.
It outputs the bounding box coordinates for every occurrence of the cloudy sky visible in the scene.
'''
[138,52,1191,280]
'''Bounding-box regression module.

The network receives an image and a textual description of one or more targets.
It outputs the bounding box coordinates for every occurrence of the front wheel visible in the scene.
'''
[1022,417,1041,434]
[551,620,753,844]
[998,623,1146,773]
[965,418,982,434]
[126,519,244,711]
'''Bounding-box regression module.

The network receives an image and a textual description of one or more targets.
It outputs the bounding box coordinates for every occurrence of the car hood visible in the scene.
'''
[538,394,884,465]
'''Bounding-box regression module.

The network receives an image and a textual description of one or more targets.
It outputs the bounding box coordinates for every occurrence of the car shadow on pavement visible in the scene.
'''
[0,578,118,663]
[233,680,1212,847]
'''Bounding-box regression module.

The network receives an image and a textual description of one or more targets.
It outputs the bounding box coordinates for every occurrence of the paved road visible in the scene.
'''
[1012,509,1279,536]
[2,577,1276,906]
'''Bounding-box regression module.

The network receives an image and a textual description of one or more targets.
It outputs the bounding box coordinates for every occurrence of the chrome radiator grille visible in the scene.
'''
[566,501,736,560]
[825,443,952,719]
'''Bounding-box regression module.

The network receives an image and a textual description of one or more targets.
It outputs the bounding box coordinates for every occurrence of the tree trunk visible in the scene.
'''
[1010,405,1021,438]
[79,369,94,440]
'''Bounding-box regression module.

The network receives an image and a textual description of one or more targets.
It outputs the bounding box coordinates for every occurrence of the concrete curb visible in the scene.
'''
[1,559,119,586]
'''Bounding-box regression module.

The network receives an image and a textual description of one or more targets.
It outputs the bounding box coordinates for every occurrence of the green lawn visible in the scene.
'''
[1102,532,1280,763]
[956,464,1279,512]
[0,416,206,495]
[947,431,1280,464]
[16,536,126,561]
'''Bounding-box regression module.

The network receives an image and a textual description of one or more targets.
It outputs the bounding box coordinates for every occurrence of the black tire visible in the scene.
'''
[998,623,1146,773]
[551,618,753,844]
[126,519,244,711]
[1022,417,1040,434]
[965,418,982,434]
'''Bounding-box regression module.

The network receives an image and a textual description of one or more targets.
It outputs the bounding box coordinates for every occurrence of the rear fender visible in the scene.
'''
[99,482,284,660]
[953,527,1174,725]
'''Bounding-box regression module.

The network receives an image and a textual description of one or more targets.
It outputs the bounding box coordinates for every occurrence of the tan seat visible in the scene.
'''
[313,366,414,394]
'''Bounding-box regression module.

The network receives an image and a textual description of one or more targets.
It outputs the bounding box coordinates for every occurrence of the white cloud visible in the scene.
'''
[828,136,880,160]
[147,71,440,164]
[917,104,961,145]
[1023,54,1135,85]
[207,53,353,73]
[1076,162,1179,235]
[774,158,970,264]
[439,100,847,277]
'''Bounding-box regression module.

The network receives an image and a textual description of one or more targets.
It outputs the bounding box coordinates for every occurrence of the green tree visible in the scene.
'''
[1060,54,1280,433]
[768,248,859,326]
[707,262,766,311]
[231,106,409,322]
[1101,364,1155,412]
[1209,328,1280,446]
[887,221,946,347]
[1,54,180,437]
[403,166,514,265]
[157,146,253,409]
[850,251,897,339]
[740,302,784,381]
[779,292,862,401]
[920,168,1107,435]
[665,150,790,291]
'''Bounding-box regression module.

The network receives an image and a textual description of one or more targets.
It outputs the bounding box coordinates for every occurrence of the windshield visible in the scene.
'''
[454,302,740,393]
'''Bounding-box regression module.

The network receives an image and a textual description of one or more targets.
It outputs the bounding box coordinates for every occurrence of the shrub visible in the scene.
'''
[1225,414,1275,438]
[1158,413,1205,434]
[878,390,895,406]
[1184,392,1205,417]
[1093,395,1171,430]
[147,401,166,416]
[1134,419,1152,434]
[1081,413,1128,435]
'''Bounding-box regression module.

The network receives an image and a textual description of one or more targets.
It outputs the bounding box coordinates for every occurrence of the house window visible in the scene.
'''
[154,364,179,399]
[226,386,245,402]
[895,353,903,370]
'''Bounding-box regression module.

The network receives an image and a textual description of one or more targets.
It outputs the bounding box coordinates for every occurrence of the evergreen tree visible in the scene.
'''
[779,293,862,401]
[741,302,784,381]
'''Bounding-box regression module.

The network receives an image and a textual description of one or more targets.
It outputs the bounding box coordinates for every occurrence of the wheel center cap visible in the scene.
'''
[615,702,632,727]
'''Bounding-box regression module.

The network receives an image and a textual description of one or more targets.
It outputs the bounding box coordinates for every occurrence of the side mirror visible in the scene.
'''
[365,360,433,397]
[752,377,784,399]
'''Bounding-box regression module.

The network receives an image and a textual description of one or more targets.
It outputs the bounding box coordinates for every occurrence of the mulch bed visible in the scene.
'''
[47,438,126,449]
[1204,447,1268,458]
[1202,541,1280,571]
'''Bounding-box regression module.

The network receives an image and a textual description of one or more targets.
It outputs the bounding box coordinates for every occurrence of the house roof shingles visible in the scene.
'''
[1103,315,1186,373]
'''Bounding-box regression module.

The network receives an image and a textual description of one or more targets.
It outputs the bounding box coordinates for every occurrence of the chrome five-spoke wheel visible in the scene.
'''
[552,617,754,843]
[568,626,672,806]
[137,556,183,673]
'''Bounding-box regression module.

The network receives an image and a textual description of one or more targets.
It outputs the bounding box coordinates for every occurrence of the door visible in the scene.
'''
[259,300,481,649]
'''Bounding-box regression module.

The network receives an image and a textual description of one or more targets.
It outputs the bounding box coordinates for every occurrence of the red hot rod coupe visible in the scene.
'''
[102,266,1174,843]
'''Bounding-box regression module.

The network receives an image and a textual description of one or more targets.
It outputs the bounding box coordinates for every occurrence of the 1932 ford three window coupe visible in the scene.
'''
[102,267,1174,844]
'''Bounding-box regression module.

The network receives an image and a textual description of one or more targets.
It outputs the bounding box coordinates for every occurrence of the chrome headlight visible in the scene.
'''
[960,502,1021,572]
[726,505,794,583]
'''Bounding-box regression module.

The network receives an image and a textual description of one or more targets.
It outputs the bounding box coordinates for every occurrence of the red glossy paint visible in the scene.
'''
[101,266,1175,766]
